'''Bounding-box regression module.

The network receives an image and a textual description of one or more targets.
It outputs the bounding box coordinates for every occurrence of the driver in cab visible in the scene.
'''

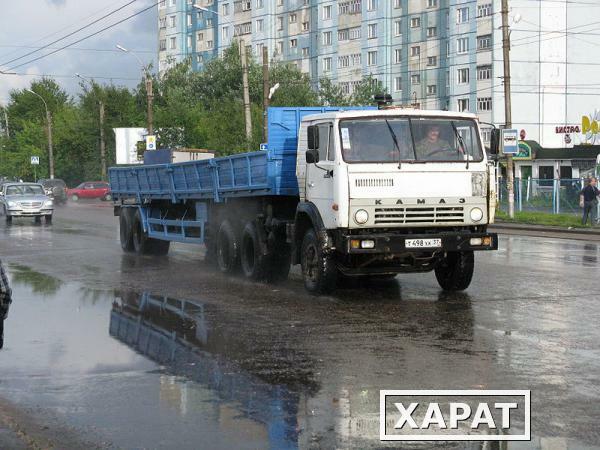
[416,124,452,159]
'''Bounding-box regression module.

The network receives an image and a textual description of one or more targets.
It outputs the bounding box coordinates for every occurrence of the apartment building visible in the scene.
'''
[158,0,600,148]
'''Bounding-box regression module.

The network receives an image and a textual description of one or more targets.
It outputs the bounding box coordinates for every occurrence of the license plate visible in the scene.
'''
[405,238,442,248]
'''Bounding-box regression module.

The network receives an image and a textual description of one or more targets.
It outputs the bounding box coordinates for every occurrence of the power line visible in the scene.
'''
[0,0,138,69]
[6,1,160,72]
[0,45,154,54]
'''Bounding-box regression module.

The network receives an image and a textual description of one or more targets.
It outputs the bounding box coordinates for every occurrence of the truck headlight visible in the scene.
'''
[471,172,486,197]
[354,209,369,225]
[470,207,484,222]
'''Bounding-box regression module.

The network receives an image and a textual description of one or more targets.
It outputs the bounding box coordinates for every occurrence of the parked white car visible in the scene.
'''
[0,183,54,224]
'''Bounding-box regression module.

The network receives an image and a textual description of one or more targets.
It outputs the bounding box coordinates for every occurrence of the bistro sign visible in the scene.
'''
[555,125,580,134]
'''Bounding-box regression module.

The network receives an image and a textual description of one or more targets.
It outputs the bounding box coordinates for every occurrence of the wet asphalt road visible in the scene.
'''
[0,202,599,449]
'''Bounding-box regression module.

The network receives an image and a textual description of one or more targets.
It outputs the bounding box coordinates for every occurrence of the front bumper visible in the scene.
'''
[340,231,498,254]
[7,208,53,217]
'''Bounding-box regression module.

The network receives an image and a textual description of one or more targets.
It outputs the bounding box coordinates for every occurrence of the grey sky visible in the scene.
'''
[0,0,157,104]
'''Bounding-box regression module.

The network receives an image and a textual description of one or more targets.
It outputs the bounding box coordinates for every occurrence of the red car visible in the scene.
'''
[67,182,112,201]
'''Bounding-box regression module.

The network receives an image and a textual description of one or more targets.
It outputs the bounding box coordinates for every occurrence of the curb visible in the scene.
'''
[490,221,600,236]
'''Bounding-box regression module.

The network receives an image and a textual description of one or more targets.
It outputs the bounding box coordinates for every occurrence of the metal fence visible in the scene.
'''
[497,178,591,215]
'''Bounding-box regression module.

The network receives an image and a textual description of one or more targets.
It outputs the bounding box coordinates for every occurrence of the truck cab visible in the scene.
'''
[294,109,497,293]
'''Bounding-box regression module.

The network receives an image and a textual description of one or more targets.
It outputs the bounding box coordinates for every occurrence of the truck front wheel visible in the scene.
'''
[434,251,474,291]
[300,229,337,295]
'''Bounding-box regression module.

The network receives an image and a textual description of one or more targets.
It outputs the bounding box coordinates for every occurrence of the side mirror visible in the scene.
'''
[307,125,319,151]
[489,129,500,155]
[306,149,320,164]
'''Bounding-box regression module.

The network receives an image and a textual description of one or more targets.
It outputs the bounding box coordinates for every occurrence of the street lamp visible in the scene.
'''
[25,88,54,180]
[116,44,154,135]
[76,73,107,180]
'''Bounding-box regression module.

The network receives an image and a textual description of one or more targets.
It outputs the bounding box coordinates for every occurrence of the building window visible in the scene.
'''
[169,37,176,49]
[339,0,362,15]
[222,26,229,40]
[457,7,469,23]
[427,85,437,95]
[277,0,283,5]
[457,37,469,54]
[159,0,166,8]
[277,41,284,54]
[256,0,263,7]
[302,47,309,58]
[477,65,492,80]
[222,3,229,15]
[352,53,361,65]
[368,51,377,66]
[368,23,377,39]
[394,0,401,8]
[187,14,192,27]
[289,13,297,23]
[368,0,376,11]
[256,19,263,32]
[394,48,402,63]
[394,76,402,92]
[349,27,361,39]
[234,22,252,36]
[411,74,421,84]
[427,26,437,38]
[410,17,421,28]
[206,18,212,26]
[277,16,284,30]
[197,32,204,41]
[290,38,297,48]
[427,56,437,66]
[477,3,492,17]
[302,21,310,31]
[427,0,438,7]
[394,20,402,36]
[458,98,469,112]
[339,55,350,68]
[323,57,332,72]
[159,17,167,28]
[477,35,492,50]
[457,68,469,84]
[323,5,331,19]
[322,31,332,45]
[481,127,491,143]
[196,54,203,63]
[410,46,420,57]
[477,97,492,111]
[207,40,213,49]
[187,35,192,47]
[159,39,167,51]
[169,15,176,27]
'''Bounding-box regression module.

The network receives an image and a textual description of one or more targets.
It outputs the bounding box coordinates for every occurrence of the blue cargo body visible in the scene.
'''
[109,106,374,203]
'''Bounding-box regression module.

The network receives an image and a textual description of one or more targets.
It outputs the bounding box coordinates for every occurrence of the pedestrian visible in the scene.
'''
[579,177,600,226]
[0,260,12,349]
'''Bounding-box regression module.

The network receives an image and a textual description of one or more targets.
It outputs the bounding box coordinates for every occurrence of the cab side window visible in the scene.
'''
[317,123,335,162]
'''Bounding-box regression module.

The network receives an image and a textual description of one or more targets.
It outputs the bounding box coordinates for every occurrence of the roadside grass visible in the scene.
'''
[495,210,589,228]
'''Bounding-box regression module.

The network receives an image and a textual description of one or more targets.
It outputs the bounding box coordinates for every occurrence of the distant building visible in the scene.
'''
[157,0,600,148]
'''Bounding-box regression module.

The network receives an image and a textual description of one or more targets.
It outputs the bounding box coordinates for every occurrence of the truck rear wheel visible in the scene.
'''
[132,210,170,256]
[120,208,134,252]
[301,229,337,295]
[434,251,474,291]
[240,222,269,280]
[216,220,239,273]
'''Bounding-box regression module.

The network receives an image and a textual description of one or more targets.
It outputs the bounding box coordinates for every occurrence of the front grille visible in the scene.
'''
[374,206,464,224]
[355,178,394,188]
[18,201,43,208]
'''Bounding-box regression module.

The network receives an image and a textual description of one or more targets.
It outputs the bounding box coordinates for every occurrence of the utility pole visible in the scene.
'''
[501,0,515,218]
[240,41,252,148]
[46,108,54,180]
[146,75,154,135]
[262,46,269,143]
[99,100,107,180]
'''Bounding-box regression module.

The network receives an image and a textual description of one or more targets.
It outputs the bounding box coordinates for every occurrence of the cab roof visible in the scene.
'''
[303,108,479,122]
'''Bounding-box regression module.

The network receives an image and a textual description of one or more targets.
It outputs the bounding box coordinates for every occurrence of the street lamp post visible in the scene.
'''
[25,89,54,180]
[76,73,107,180]
[116,44,153,135]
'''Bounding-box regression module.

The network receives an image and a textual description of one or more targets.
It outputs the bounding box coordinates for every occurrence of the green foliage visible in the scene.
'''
[1,43,385,184]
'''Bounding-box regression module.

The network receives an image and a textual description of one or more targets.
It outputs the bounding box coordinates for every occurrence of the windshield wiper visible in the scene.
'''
[451,122,469,169]
[385,119,402,169]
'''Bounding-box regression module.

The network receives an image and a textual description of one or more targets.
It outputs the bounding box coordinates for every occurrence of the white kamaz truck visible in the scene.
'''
[110,106,498,294]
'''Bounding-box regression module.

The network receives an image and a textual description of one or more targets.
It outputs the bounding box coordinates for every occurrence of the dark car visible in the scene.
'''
[38,178,68,205]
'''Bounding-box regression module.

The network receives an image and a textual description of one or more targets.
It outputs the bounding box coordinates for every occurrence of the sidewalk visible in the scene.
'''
[490,220,600,240]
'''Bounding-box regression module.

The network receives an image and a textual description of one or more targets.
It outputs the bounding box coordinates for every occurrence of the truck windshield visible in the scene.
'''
[339,118,483,163]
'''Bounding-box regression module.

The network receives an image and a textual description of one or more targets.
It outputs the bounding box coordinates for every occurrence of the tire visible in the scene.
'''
[45,215,52,224]
[103,193,112,201]
[120,208,134,252]
[300,228,337,295]
[5,213,11,224]
[240,222,269,280]
[216,220,239,273]
[131,209,170,255]
[434,251,474,291]
[70,194,79,202]
[34,216,42,224]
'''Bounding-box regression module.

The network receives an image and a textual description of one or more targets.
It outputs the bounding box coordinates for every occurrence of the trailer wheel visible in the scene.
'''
[132,210,170,256]
[119,208,134,252]
[434,251,474,291]
[216,220,239,273]
[300,228,337,295]
[240,222,269,280]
